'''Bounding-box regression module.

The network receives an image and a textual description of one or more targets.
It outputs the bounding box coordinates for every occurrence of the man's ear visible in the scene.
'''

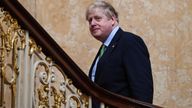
[111,16,117,26]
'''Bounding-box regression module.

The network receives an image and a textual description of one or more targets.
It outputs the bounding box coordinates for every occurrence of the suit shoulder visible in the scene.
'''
[120,31,144,44]
[122,31,150,56]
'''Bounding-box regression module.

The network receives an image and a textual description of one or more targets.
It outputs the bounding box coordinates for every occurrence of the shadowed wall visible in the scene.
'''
[18,0,192,108]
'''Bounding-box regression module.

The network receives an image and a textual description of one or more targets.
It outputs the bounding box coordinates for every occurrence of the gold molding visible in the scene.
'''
[0,8,25,108]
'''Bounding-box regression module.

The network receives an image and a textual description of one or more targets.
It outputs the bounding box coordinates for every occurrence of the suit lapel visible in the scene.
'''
[105,28,123,55]
[99,28,123,62]
[88,45,103,78]
[94,28,124,82]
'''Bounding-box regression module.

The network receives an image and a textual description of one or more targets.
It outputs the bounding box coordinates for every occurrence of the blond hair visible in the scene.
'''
[86,1,119,23]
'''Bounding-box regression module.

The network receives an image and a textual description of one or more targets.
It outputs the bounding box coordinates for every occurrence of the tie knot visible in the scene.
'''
[99,44,106,58]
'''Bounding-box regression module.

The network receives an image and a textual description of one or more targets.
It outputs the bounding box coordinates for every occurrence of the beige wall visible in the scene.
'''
[18,0,192,108]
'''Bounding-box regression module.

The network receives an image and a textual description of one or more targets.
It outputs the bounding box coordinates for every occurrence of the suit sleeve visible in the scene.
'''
[122,35,154,103]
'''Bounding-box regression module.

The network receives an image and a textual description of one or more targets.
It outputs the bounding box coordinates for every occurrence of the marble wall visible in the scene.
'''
[18,0,192,108]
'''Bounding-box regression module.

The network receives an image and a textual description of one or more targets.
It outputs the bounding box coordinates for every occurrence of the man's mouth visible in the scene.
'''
[91,28,99,32]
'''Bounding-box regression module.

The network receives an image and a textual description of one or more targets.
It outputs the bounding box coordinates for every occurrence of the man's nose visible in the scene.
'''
[90,19,96,26]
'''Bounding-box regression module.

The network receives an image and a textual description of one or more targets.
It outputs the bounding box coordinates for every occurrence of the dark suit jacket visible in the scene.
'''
[89,28,153,106]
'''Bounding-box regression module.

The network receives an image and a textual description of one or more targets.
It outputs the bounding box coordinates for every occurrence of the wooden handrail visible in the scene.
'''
[0,0,161,107]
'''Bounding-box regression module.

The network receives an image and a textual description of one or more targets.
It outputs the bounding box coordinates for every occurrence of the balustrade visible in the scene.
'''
[0,9,89,108]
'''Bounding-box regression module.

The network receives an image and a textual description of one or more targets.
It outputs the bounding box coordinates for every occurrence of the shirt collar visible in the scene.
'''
[103,26,119,47]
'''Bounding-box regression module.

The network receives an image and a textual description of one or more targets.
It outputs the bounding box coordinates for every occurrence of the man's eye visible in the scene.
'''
[88,19,92,23]
[95,17,102,21]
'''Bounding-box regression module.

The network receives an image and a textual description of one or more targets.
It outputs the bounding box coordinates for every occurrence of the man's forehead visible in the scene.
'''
[88,8,104,15]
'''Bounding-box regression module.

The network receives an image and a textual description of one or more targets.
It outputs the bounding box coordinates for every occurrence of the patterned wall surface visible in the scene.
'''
[18,0,192,108]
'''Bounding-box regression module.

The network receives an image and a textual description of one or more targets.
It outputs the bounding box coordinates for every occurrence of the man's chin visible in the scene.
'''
[93,36,103,42]
[92,33,100,38]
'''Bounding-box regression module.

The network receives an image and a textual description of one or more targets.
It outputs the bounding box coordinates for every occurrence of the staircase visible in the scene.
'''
[0,0,161,108]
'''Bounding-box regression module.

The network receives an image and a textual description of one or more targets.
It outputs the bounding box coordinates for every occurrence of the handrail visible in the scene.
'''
[0,0,161,107]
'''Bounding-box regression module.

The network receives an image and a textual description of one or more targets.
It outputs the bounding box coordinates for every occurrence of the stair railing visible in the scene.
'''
[0,0,161,108]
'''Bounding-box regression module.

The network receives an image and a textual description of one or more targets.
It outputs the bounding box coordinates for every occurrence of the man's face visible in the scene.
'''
[87,8,115,42]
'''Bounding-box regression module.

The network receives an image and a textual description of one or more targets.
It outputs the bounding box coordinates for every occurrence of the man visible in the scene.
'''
[86,1,153,107]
